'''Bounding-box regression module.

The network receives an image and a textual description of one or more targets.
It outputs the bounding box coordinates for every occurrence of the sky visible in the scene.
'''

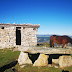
[0,0,72,35]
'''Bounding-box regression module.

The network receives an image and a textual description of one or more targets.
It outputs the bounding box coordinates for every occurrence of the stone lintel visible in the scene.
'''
[19,47,72,54]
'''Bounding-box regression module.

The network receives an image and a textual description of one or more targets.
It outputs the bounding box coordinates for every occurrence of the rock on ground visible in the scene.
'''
[18,51,32,65]
[33,54,49,66]
[59,55,72,68]
[52,59,59,64]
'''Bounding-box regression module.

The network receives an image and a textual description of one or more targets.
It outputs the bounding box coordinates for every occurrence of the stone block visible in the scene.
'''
[18,52,32,65]
[33,54,49,66]
[52,59,59,64]
[59,55,72,68]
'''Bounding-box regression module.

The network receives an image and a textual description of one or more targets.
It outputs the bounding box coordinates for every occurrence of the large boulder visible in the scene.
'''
[33,54,49,66]
[59,55,72,68]
[18,51,32,65]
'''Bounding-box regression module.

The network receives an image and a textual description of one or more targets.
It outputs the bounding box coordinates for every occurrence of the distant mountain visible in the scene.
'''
[37,37,50,43]
[37,34,52,37]
[37,34,72,38]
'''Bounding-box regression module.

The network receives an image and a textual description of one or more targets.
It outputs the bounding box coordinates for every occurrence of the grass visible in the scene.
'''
[5,64,72,72]
[70,54,72,57]
[14,64,63,72]
[38,43,50,47]
[0,48,72,72]
[0,48,20,67]
[16,64,64,72]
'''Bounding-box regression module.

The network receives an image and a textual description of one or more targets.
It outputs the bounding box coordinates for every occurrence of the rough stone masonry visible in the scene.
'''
[0,23,40,49]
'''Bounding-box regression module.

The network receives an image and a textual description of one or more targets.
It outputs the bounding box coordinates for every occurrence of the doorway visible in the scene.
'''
[16,27,21,45]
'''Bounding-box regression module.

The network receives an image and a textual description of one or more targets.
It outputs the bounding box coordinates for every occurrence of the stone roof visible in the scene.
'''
[0,23,40,28]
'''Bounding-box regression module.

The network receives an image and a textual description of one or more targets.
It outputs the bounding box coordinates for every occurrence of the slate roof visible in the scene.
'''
[0,23,40,28]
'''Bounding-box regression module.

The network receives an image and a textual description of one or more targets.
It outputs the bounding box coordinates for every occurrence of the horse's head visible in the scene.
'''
[53,35,57,37]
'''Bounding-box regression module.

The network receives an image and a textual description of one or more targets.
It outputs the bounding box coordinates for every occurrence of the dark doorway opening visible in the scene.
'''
[16,27,21,45]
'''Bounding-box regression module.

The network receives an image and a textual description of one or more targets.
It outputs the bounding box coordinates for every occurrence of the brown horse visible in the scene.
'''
[50,35,72,48]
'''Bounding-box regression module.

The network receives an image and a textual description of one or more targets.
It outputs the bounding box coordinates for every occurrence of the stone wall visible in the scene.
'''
[0,27,16,48]
[0,26,38,49]
[21,27,38,47]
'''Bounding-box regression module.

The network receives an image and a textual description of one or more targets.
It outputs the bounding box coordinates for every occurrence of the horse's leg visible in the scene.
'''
[62,44,64,48]
[50,40,52,47]
[50,40,53,47]
[52,42,54,48]
[62,46,64,48]
[62,43,66,48]
[64,44,67,48]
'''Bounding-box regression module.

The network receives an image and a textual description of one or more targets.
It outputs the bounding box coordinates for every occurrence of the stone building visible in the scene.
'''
[0,23,40,49]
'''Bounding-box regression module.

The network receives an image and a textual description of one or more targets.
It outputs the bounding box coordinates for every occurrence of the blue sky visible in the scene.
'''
[0,0,72,35]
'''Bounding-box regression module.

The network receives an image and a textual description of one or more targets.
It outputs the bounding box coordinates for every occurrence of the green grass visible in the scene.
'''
[14,64,63,72]
[0,48,72,72]
[4,69,14,72]
[63,66,72,72]
[5,64,72,72]
[71,54,72,57]
[39,43,50,47]
[0,48,20,67]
